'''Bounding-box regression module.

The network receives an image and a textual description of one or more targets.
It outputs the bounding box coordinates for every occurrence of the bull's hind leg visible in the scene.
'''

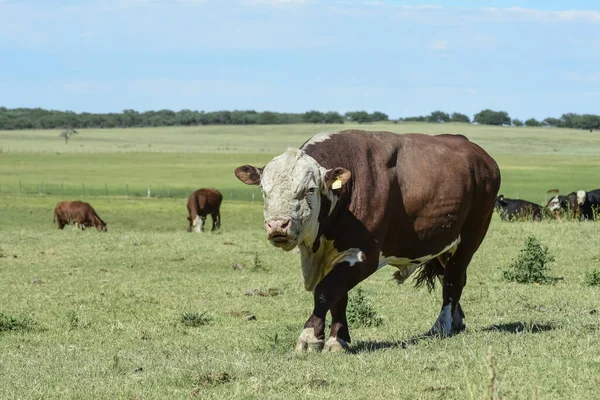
[428,249,470,337]
[429,212,493,337]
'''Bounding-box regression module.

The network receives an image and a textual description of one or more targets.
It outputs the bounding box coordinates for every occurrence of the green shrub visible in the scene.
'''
[180,311,211,327]
[583,268,600,287]
[503,236,558,284]
[347,288,383,328]
[0,312,35,332]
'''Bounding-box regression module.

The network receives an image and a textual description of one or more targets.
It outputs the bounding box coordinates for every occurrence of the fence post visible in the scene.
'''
[19,180,22,194]
[230,191,233,200]
[126,184,129,197]
[105,183,108,196]
[82,183,85,196]
[61,182,64,196]
[516,192,519,199]
[252,192,255,202]
[147,184,151,199]
[39,181,43,194]
[167,188,171,198]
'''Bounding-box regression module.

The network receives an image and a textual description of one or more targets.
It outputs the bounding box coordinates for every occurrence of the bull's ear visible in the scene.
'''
[235,165,263,185]
[324,167,351,191]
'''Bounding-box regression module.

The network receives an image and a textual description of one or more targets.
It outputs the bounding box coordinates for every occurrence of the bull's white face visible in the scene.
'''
[235,148,351,252]
[548,196,561,211]
[260,149,325,251]
[577,190,586,205]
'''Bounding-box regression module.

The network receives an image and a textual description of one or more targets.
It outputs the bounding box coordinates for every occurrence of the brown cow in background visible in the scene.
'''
[54,201,107,231]
[187,188,223,232]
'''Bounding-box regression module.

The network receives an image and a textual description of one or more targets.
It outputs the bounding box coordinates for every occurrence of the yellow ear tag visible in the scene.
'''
[331,178,342,190]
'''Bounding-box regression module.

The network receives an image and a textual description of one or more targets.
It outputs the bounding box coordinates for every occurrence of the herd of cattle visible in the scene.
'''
[53,188,224,233]
[49,129,598,353]
[495,189,600,222]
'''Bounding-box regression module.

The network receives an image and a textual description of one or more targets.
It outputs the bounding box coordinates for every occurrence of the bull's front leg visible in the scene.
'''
[296,261,367,353]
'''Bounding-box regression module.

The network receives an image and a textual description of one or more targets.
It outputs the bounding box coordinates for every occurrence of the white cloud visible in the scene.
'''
[428,39,449,51]
[567,73,600,83]
[242,0,309,6]
[472,7,600,23]
[399,5,443,10]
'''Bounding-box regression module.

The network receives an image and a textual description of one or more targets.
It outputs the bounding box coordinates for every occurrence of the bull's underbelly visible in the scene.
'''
[378,236,461,283]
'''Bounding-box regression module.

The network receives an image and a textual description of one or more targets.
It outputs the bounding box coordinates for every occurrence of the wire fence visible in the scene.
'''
[0,181,260,202]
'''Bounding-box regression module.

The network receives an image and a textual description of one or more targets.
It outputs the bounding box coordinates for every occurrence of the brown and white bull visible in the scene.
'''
[53,201,107,231]
[186,188,223,232]
[235,130,500,352]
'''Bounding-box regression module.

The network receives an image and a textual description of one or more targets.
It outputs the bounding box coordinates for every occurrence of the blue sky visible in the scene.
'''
[1,0,599,120]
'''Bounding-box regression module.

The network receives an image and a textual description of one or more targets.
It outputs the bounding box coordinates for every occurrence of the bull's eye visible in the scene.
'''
[306,188,316,196]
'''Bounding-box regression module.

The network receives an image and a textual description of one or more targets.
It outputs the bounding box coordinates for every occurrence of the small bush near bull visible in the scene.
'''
[503,236,559,285]
[583,268,600,287]
[0,312,36,332]
[180,311,211,327]
[347,288,383,328]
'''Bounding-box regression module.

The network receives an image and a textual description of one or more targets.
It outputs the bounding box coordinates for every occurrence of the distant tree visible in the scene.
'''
[257,111,278,125]
[345,111,372,124]
[450,112,470,123]
[525,118,542,127]
[370,111,389,121]
[542,117,560,127]
[473,109,511,126]
[558,113,576,128]
[427,110,450,123]
[512,119,524,127]
[59,128,78,144]
[403,115,426,122]
[573,114,600,131]
[323,111,344,124]
[303,110,325,124]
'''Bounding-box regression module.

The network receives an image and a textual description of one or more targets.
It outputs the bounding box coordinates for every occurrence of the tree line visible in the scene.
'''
[0,106,598,130]
[0,107,388,130]
[402,109,600,130]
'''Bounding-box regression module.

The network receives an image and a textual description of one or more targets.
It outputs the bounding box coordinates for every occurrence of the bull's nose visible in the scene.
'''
[265,219,291,237]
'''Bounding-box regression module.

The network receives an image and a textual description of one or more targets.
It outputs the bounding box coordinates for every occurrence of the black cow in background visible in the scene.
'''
[577,189,600,220]
[495,195,542,221]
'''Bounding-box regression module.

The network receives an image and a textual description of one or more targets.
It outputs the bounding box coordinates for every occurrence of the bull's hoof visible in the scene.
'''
[295,328,324,353]
[322,337,349,353]
[427,303,453,337]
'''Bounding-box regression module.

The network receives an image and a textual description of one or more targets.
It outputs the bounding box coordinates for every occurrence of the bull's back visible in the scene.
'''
[303,130,500,254]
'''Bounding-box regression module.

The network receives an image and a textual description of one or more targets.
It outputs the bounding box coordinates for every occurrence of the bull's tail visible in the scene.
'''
[410,259,445,293]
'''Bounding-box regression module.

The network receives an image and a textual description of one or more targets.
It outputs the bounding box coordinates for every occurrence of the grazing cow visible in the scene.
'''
[577,189,600,220]
[546,192,579,219]
[494,195,542,221]
[235,130,500,352]
[187,188,223,232]
[53,201,107,231]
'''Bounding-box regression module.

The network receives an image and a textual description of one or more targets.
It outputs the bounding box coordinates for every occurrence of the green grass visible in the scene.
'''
[1,123,600,399]
[2,123,598,204]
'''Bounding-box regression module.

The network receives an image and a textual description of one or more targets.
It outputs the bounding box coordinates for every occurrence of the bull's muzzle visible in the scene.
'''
[265,218,294,248]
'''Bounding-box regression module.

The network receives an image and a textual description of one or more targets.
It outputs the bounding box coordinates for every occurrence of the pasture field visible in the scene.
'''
[1,123,600,399]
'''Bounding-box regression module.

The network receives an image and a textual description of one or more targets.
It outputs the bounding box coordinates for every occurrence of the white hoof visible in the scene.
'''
[295,328,324,353]
[323,337,349,352]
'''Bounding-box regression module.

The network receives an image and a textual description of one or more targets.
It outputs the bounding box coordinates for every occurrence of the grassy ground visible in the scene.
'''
[1,123,600,399]
[1,122,599,203]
